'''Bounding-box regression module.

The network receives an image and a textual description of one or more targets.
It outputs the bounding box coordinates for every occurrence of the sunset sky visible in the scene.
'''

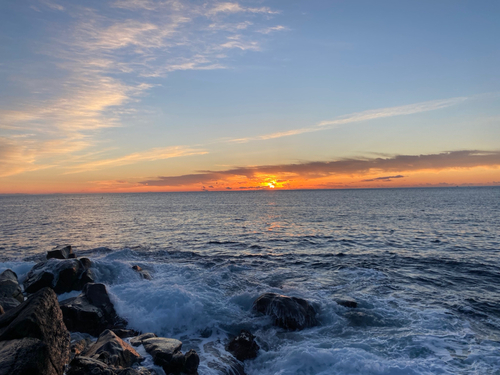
[1,0,499,193]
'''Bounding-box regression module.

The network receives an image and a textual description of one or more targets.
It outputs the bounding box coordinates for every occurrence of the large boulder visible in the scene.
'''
[0,270,23,313]
[133,336,199,375]
[83,329,143,368]
[60,283,127,336]
[47,244,75,260]
[226,330,259,361]
[0,287,70,375]
[23,258,94,295]
[253,293,318,330]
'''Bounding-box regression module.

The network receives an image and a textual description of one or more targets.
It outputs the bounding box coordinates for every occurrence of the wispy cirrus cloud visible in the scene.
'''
[0,0,283,178]
[65,145,207,174]
[229,96,468,143]
[140,150,500,187]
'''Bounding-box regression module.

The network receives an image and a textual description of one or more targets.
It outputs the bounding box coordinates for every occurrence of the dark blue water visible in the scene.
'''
[1,188,499,374]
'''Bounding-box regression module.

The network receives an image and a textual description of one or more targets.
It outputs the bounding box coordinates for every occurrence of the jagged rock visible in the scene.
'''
[0,297,20,313]
[47,245,75,260]
[60,283,127,336]
[71,338,92,359]
[67,356,155,375]
[132,266,152,281]
[226,330,259,361]
[141,337,199,375]
[336,297,357,308]
[0,287,70,375]
[112,328,140,339]
[204,341,246,375]
[0,269,23,303]
[23,258,94,294]
[67,356,116,375]
[253,293,318,330]
[130,332,157,346]
[83,329,143,368]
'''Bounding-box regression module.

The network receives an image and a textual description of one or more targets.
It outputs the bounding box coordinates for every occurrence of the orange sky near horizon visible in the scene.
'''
[1,165,498,195]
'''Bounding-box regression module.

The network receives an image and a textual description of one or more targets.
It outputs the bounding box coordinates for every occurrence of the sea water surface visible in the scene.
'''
[1,187,499,374]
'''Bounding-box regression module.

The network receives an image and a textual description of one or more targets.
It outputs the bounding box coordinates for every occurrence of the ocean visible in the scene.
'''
[1,187,499,374]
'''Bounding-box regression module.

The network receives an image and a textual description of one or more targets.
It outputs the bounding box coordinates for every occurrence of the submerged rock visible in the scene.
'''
[60,283,127,336]
[132,265,152,280]
[47,244,75,260]
[204,341,246,375]
[335,297,358,308]
[83,329,143,368]
[0,287,70,375]
[226,330,259,361]
[23,258,94,294]
[253,293,318,330]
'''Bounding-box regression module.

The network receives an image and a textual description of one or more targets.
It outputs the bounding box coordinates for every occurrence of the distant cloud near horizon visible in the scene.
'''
[362,175,405,182]
[140,150,500,187]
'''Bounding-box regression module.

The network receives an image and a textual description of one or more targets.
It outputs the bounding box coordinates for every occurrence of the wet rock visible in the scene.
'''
[112,328,140,339]
[0,287,70,375]
[204,341,246,375]
[24,258,93,294]
[0,306,3,316]
[67,356,116,375]
[130,332,157,347]
[141,337,199,375]
[335,297,358,308]
[83,329,143,368]
[0,269,23,303]
[60,283,127,336]
[132,265,152,281]
[47,244,74,260]
[226,330,259,361]
[253,293,318,330]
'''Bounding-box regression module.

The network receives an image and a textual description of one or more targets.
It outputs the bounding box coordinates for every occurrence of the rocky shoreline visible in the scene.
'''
[0,245,355,375]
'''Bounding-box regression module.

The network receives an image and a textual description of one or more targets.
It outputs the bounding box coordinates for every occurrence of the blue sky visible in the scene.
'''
[0,0,499,192]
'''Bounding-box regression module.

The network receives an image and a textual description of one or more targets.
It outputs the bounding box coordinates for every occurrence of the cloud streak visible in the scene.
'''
[140,150,500,187]
[229,96,468,143]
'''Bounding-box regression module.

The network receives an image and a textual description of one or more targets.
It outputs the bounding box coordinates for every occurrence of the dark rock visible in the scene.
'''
[0,269,23,303]
[142,337,199,375]
[60,283,127,336]
[226,330,259,361]
[184,349,200,374]
[204,341,246,375]
[253,293,318,330]
[24,258,94,295]
[80,258,92,269]
[47,244,74,260]
[67,356,116,375]
[0,338,54,375]
[336,298,358,308]
[132,265,152,281]
[130,332,157,347]
[0,287,70,375]
[0,297,21,312]
[83,329,143,368]
[0,306,3,316]
[112,328,140,339]
[71,338,92,359]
